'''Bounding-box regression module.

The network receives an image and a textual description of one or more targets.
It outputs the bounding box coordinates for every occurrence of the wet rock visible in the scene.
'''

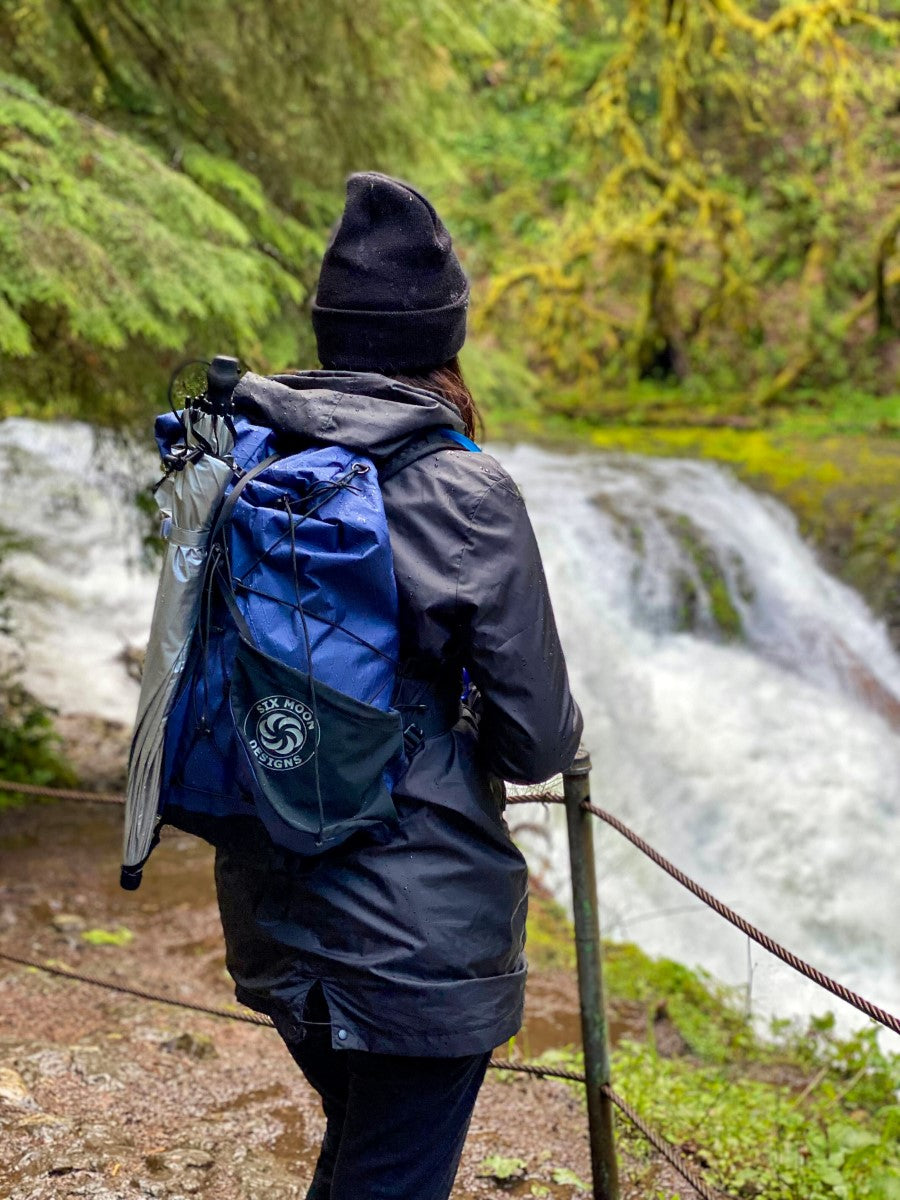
[0,1066,34,1108]
[59,1188,126,1199]
[52,913,86,934]
[653,1001,691,1058]
[54,712,130,790]
[47,1154,94,1176]
[119,643,146,683]
[14,1112,71,1129]
[160,1031,217,1060]
[145,1147,214,1174]
[25,1047,72,1079]
[234,1152,305,1200]
[133,1181,169,1198]
[77,1121,134,1151]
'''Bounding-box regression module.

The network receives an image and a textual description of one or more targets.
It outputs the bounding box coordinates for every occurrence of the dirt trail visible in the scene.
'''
[0,802,695,1200]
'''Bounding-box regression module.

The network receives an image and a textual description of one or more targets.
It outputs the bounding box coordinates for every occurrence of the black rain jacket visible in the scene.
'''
[213,370,582,1056]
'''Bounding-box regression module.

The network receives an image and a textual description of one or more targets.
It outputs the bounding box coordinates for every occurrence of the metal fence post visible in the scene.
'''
[563,749,619,1200]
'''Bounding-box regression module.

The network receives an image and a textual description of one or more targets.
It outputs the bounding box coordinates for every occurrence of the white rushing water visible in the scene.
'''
[501,443,900,1035]
[0,419,156,720]
[1,419,897,1032]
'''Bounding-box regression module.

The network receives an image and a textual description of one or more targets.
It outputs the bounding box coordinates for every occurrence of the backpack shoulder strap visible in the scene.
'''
[378,428,479,484]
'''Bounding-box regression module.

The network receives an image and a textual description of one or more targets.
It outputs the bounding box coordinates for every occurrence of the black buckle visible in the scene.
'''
[403,723,426,758]
[162,444,205,472]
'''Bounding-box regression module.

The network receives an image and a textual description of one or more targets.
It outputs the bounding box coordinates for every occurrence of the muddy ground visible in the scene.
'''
[0,801,698,1200]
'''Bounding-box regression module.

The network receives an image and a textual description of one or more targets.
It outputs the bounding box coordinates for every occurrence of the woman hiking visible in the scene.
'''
[214,171,582,1200]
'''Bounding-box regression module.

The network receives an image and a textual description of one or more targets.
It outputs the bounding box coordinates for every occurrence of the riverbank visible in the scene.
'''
[528,887,900,1199]
[1,800,896,1199]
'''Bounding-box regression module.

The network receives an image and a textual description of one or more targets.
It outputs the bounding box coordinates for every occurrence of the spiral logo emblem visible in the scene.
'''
[244,695,319,772]
[257,711,306,756]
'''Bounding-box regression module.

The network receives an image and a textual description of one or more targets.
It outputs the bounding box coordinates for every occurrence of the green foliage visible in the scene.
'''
[0,681,77,803]
[445,0,898,406]
[2,0,897,425]
[532,940,900,1199]
[0,71,305,423]
[612,1036,900,1200]
[549,1166,589,1191]
[478,1154,528,1182]
[525,887,578,971]
[603,940,755,1063]
[0,0,532,423]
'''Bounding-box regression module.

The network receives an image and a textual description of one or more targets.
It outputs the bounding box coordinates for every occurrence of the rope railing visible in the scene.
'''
[602,1086,723,1200]
[506,792,900,1038]
[0,947,723,1199]
[4,773,898,1200]
[0,779,125,805]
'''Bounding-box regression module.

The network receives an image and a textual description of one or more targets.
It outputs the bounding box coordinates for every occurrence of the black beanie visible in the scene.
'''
[311,172,470,373]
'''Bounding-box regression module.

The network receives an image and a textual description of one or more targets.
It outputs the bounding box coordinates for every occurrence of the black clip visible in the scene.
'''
[162,444,205,472]
[403,723,426,758]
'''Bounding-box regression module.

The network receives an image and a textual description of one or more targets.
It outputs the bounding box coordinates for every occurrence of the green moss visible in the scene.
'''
[666,514,744,639]
[478,1155,527,1183]
[81,926,135,947]
[610,1038,900,1200]
[603,941,754,1064]
[532,938,900,1198]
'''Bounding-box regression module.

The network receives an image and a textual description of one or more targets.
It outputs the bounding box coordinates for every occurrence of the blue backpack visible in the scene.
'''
[155,409,476,857]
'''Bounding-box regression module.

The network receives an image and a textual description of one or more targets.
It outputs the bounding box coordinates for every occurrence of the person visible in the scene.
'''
[214,171,582,1200]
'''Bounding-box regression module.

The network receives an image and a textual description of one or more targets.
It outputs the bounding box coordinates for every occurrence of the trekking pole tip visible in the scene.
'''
[120,864,144,891]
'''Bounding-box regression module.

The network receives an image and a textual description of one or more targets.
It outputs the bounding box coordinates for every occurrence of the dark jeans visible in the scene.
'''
[275,987,490,1200]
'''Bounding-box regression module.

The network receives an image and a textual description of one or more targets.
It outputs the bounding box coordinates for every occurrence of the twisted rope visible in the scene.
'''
[0,949,585,1081]
[603,1085,726,1200]
[580,800,900,1037]
[0,780,125,805]
[0,948,272,1025]
[488,1057,588,1084]
[507,792,900,1036]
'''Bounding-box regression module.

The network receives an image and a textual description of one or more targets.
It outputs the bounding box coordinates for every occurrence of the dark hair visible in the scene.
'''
[389,356,481,441]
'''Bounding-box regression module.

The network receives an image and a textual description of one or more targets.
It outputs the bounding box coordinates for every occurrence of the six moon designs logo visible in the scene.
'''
[244,695,319,771]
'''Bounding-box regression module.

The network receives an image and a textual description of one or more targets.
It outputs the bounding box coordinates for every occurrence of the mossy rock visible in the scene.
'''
[664,513,745,639]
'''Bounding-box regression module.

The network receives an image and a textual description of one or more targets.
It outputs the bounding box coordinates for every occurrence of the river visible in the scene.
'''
[1,418,897,1034]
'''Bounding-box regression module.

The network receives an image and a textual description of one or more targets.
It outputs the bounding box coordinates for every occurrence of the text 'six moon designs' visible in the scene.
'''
[244,695,319,771]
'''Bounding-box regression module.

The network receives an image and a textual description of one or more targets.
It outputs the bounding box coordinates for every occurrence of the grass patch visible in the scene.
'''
[526,905,900,1197]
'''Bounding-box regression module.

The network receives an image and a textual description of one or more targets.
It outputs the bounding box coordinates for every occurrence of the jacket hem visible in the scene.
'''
[233,971,525,1058]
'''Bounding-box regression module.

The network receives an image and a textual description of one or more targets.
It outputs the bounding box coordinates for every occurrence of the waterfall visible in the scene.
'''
[499,443,900,1032]
[1,419,897,1030]
[0,419,155,720]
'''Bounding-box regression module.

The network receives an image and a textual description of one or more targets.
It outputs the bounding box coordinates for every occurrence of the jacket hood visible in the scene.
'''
[232,370,465,458]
